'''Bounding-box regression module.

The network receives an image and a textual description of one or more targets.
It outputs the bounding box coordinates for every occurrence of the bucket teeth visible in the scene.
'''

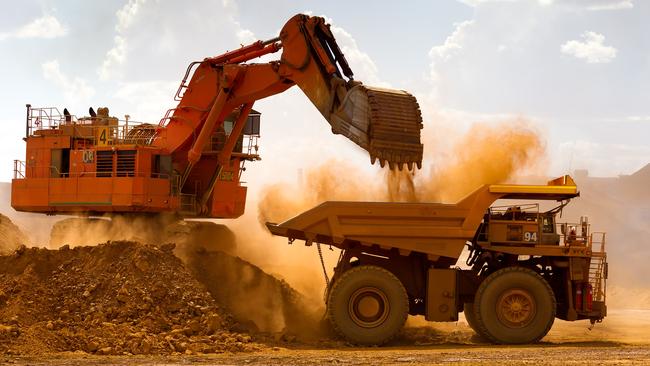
[330,85,424,171]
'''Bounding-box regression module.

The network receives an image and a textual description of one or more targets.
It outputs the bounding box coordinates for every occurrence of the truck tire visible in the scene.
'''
[327,265,408,346]
[463,302,487,339]
[473,267,556,344]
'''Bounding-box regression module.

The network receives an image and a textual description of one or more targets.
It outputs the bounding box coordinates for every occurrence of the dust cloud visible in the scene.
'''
[0,213,28,254]
[258,117,546,224]
[248,117,546,320]
[416,118,545,202]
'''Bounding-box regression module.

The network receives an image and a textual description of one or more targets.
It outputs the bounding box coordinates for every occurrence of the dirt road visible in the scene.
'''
[4,344,650,365]
[4,310,649,365]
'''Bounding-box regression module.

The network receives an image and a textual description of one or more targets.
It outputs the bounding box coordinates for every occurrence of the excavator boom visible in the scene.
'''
[159,14,423,173]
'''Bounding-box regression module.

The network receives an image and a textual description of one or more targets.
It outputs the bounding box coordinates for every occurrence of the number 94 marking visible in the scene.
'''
[524,231,538,242]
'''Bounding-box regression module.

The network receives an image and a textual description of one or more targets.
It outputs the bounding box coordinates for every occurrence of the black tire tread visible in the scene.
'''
[463,302,488,339]
[473,266,556,344]
[326,265,408,345]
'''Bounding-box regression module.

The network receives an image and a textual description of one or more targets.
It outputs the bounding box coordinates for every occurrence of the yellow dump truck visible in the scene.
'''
[266,176,607,345]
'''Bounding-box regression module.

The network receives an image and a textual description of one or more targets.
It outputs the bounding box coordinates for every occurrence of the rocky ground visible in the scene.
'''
[0,241,265,355]
[1,214,650,364]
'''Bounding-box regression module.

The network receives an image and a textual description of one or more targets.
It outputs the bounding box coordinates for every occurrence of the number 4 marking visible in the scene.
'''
[100,129,107,143]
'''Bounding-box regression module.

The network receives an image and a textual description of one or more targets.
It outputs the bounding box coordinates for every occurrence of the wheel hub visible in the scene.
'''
[496,288,536,328]
[348,287,390,328]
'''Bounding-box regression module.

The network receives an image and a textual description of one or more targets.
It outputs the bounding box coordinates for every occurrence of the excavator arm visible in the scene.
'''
[155,13,424,182]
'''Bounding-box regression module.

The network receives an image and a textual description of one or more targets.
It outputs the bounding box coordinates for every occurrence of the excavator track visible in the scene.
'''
[332,85,424,170]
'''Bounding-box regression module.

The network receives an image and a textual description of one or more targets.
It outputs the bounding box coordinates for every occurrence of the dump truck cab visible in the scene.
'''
[481,204,561,246]
[267,176,608,345]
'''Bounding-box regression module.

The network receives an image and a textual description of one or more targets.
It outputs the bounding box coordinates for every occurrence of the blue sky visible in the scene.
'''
[0,0,648,188]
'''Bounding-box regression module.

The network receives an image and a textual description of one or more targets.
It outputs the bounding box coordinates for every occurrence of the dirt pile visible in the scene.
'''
[0,241,261,355]
[183,249,324,339]
[0,213,28,255]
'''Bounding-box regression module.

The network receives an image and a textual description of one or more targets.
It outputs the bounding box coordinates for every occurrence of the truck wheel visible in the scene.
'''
[327,265,408,346]
[463,302,487,339]
[473,267,556,344]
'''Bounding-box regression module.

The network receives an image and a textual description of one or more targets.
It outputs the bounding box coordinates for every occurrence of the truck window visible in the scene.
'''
[542,216,554,233]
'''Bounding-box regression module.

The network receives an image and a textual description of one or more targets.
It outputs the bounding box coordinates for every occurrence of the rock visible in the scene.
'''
[86,341,99,353]
[206,314,222,334]
[177,342,188,352]
[140,339,152,354]
[160,243,175,253]
[116,286,130,303]
[170,328,185,337]
[14,245,26,256]
[134,256,151,272]
[0,324,19,337]
[97,347,113,355]
[187,319,201,334]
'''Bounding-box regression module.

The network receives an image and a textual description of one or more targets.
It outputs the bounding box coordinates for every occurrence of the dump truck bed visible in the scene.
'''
[266,176,579,261]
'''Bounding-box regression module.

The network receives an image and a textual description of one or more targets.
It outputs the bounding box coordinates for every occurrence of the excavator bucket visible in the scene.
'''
[330,85,424,170]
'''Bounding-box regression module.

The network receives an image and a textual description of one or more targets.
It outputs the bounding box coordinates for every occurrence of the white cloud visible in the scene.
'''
[0,15,67,41]
[236,28,256,44]
[429,20,474,63]
[459,0,556,6]
[97,0,259,81]
[98,0,146,80]
[113,80,178,122]
[458,0,634,10]
[457,0,518,6]
[294,13,386,86]
[330,25,387,87]
[99,36,127,81]
[116,0,146,33]
[561,31,617,64]
[427,20,474,97]
[626,115,650,122]
[586,0,634,10]
[42,60,95,105]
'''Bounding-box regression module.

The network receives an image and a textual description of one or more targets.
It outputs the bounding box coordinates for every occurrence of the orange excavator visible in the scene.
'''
[11,14,423,221]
